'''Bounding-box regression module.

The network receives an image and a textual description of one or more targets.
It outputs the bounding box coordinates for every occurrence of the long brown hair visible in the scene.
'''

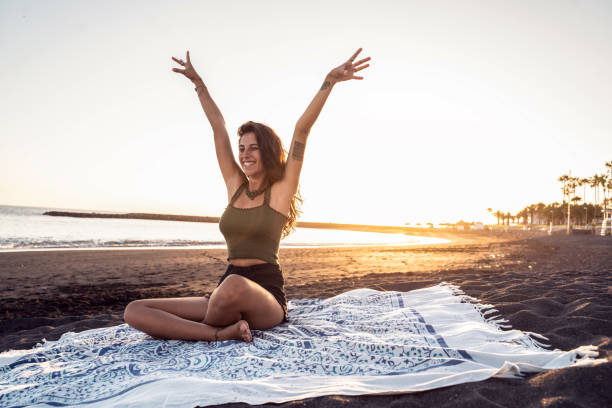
[237,121,302,238]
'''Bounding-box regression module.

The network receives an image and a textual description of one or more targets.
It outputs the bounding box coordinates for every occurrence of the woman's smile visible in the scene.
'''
[239,132,262,175]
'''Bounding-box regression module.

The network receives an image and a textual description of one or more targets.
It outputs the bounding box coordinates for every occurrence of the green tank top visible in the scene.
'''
[218,182,287,265]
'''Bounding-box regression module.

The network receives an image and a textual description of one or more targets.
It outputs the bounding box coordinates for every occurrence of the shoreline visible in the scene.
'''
[0,230,543,254]
[0,241,445,253]
[0,237,451,254]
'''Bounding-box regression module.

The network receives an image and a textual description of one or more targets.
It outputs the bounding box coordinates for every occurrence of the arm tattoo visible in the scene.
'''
[292,141,305,161]
[320,81,331,91]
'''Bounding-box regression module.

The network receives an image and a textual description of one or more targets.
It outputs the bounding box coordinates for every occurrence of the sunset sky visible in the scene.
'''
[1,0,611,225]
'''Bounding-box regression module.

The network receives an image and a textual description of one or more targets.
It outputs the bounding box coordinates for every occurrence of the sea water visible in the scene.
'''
[0,205,445,251]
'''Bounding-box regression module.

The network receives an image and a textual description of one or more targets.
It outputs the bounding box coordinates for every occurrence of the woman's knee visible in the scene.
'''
[123,299,148,325]
[213,275,251,306]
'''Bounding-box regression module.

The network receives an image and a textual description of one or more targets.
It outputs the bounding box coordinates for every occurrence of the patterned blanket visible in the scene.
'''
[0,284,602,407]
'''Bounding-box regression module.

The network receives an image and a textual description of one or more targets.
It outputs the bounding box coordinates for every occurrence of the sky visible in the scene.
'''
[1,0,611,225]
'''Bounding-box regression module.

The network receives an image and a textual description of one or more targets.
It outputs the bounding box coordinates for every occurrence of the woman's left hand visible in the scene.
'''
[327,48,371,83]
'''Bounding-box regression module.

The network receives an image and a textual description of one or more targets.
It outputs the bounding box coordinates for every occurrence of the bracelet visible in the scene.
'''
[194,84,205,95]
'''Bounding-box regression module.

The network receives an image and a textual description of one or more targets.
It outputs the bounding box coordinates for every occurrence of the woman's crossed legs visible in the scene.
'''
[123,274,285,342]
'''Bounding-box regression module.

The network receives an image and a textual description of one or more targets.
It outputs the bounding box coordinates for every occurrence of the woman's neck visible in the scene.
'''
[247,175,267,191]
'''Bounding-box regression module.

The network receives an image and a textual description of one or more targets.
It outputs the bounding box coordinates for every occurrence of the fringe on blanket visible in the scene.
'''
[438,282,552,349]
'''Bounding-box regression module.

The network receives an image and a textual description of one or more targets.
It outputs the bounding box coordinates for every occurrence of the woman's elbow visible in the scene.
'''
[293,124,310,138]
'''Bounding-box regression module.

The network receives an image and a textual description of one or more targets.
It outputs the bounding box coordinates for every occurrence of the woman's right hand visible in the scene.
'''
[171,51,202,83]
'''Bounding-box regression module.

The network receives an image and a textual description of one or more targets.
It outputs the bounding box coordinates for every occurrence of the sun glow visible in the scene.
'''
[2,1,611,226]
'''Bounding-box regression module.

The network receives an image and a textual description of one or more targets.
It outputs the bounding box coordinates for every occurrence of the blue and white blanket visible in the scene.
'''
[0,284,603,407]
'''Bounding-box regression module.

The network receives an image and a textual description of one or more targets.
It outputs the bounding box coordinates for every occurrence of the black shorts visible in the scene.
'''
[217,263,288,322]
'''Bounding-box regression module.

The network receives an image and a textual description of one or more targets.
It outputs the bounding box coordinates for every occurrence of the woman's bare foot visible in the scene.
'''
[217,320,252,342]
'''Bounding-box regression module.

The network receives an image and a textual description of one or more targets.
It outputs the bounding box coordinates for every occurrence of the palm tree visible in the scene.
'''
[568,176,580,230]
[535,202,546,224]
[580,178,590,204]
[571,196,582,224]
[495,210,504,225]
[593,173,606,204]
[604,162,612,219]
[549,202,562,225]
[569,177,580,198]
[579,178,590,225]
[592,174,607,218]
[516,208,526,224]
[558,174,572,232]
[558,174,570,203]
[529,203,542,225]
[590,175,598,207]
[604,175,612,220]
[559,174,579,233]
[589,176,597,207]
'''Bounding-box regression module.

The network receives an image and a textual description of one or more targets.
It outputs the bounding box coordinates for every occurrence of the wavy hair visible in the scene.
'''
[237,121,302,238]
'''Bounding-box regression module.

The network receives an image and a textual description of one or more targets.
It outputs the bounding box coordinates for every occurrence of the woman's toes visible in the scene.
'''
[218,320,252,342]
[239,320,252,342]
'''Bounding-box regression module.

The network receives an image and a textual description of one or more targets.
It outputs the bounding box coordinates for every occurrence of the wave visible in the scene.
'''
[0,238,226,250]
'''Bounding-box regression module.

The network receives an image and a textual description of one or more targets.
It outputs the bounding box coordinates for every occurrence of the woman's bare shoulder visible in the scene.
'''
[269,180,292,216]
[226,173,246,203]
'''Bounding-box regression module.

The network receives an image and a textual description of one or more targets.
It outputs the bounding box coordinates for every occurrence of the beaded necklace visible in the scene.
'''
[245,184,267,200]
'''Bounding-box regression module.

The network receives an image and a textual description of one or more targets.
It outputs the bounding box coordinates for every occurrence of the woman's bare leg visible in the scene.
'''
[205,275,285,330]
[123,297,251,342]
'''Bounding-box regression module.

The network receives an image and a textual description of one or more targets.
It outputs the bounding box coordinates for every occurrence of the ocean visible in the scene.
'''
[0,205,445,251]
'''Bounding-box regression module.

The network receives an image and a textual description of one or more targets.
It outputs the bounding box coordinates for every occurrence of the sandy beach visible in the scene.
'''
[1,231,610,407]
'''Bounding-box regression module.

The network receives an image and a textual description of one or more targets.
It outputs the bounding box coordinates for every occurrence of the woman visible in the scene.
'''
[123,48,371,342]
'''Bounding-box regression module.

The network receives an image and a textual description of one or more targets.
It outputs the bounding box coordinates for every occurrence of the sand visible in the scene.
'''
[1,231,611,407]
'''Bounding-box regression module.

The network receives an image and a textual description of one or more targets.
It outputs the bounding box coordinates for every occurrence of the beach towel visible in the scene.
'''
[0,283,603,407]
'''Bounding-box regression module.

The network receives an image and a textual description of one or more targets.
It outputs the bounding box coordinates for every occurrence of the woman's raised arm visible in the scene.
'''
[280,48,371,194]
[172,51,242,190]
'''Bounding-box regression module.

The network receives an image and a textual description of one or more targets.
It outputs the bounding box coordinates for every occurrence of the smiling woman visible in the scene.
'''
[123,48,371,343]
[233,121,301,238]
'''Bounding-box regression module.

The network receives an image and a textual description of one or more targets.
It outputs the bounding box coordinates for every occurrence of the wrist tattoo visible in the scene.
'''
[320,81,331,91]
[292,141,305,161]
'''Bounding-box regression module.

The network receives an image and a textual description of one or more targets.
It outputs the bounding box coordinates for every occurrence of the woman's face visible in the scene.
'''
[239,132,264,178]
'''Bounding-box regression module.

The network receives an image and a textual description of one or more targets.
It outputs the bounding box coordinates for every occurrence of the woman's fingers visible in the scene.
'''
[348,48,362,63]
[353,56,371,67]
[171,56,186,67]
[172,52,193,67]
[353,63,370,73]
